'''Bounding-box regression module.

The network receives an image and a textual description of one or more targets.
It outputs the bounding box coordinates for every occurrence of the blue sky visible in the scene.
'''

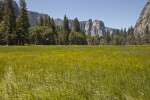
[15,0,147,29]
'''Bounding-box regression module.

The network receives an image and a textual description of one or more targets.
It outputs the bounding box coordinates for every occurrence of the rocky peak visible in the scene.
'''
[105,27,117,36]
[28,11,49,26]
[54,18,63,26]
[85,19,92,35]
[54,19,117,37]
[91,20,105,37]
[134,1,150,37]
[80,21,86,31]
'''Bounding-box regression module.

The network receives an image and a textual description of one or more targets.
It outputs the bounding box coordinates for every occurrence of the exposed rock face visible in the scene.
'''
[0,0,19,17]
[68,20,74,29]
[134,0,150,37]
[91,20,105,37]
[28,11,49,26]
[85,19,92,35]
[105,27,117,36]
[13,0,19,17]
[55,19,117,37]
[54,18,63,26]
[80,21,86,31]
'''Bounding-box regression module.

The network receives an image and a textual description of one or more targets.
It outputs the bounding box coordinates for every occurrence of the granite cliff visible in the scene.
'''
[134,0,150,37]
[0,0,19,17]
[55,19,117,37]
[28,11,49,26]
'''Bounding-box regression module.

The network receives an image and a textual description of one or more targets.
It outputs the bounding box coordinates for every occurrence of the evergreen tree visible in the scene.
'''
[4,0,16,45]
[47,16,51,27]
[0,21,7,45]
[126,26,135,45]
[123,28,127,38]
[51,18,55,33]
[79,30,87,44]
[0,2,4,23]
[120,28,124,36]
[57,26,63,45]
[62,15,70,45]
[121,28,127,45]
[136,33,142,45]
[104,31,111,44]
[143,25,150,44]
[35,18,39,26]
[16,0,30,45]
[0,3,5,44]
[44,15,48,26]
[51,18,55,44]
[116,29,120,36]
[73,18,80,32]
[39,14,44,26]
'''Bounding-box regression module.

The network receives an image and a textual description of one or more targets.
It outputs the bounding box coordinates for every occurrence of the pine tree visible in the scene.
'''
[16,0,30,45]
[62,15,70,45]
[120,28,123,35]
[51,18,55,32]
[51,18,55,44]
[104,31,111,44]
[47,16,51,27]
[44,15,48,26]
[73,18,80,32]
[126,26,135,45]
[143,25,150,44]
[0,21,7,45]
[0,2,4,23]
[116,29,120,36]
[35,18,39,26]
[4,0,16,45]
[121,28,127,45]
[39,14,44,26]
[123,28,127,38]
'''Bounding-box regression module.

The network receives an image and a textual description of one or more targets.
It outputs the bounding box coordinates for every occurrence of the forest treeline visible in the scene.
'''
[0,0,150,45]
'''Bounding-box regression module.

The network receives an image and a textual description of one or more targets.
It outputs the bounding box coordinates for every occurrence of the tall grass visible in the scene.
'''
[0,45,150,99]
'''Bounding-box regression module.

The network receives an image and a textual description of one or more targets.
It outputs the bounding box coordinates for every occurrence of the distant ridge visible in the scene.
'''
[0,0,117,36]
[54,19,117,37]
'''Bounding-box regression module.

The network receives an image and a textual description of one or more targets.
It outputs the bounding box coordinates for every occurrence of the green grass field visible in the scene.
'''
[0,46,150,100]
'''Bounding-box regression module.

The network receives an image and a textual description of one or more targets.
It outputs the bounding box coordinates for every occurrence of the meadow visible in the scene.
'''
[0,45,150,100]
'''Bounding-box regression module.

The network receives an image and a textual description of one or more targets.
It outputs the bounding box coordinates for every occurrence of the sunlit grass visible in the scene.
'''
[0,45,150,99]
